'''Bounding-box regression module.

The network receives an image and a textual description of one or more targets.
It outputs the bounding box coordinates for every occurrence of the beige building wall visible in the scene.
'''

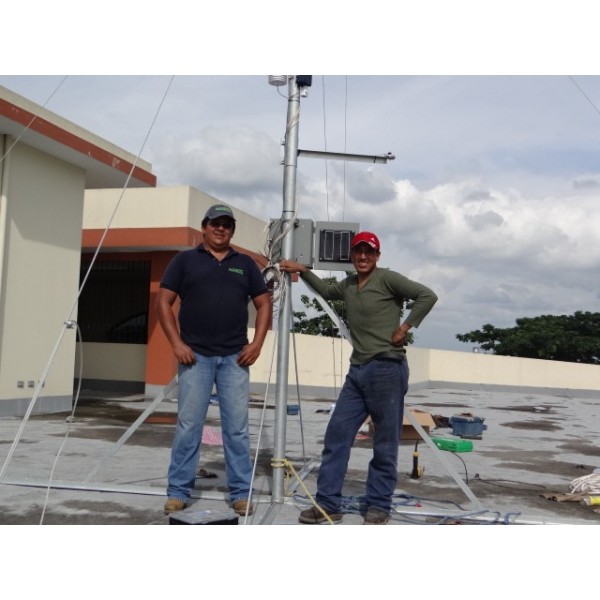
[424,347,600,394]
[75,343,147,383]
[83,186,269,255]
[86,327,598,399]
[249,332,599,398]
[0,141,84,415]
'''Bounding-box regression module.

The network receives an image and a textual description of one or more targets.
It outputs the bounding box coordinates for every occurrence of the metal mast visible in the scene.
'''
[271,76,301,503]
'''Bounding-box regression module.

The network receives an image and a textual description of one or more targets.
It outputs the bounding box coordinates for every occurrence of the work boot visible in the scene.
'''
[363,506,390,525]
[232,498,254,516]
[164,498,187,514]
[298,506,343,524]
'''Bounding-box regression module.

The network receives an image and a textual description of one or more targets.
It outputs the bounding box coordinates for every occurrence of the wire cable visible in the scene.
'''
[0,76,175,492]
[39,321,84,524]
[568,75,600,118]
[244,325,279,525]
[321,75,330,223]
[290,330,307,466]
[0,76,69,166]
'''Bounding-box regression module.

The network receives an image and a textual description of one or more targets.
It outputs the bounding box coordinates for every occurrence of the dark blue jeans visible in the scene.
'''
[315,358,409,512]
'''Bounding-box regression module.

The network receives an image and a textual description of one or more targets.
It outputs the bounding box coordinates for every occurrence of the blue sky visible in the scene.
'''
[2,4,599,352]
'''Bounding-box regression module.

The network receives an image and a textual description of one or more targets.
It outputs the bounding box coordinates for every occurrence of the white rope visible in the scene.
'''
[570,473,600,494]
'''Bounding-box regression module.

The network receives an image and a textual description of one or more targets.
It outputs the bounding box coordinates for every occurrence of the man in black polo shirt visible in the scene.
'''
[157,204,271,517]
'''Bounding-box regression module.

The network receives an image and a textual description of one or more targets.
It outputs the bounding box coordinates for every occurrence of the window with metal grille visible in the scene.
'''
[77,260,151,344]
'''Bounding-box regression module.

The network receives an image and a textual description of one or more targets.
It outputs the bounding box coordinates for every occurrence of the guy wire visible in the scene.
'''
[0,76,69,166]
[39,321,84,525]
[0,76,175,495]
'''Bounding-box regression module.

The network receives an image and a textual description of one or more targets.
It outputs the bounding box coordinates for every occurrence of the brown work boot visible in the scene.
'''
[232,498,254,516]
[298,505,343,524]
[164,498,187,515]
[363,506,390,525]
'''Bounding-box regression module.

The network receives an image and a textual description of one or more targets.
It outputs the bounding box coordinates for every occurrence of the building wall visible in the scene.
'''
[79,186,272,395]
[75,342,147,393]
[248,332,599,398]
[81,325,599,400]
[0,141,84,416]
[423,346,600,395]
[82,186,269,257]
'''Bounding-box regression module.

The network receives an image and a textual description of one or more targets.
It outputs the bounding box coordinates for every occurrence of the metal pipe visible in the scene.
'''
[298,149,395,163]
[272,76,301,503]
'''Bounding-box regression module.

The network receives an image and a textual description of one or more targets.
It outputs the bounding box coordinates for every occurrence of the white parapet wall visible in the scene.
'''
[249,330,600,398]
[77,329,599,399]
[424,347,600,395]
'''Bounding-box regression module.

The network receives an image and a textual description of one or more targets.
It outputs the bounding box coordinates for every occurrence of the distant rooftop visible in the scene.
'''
[0,85,155,189]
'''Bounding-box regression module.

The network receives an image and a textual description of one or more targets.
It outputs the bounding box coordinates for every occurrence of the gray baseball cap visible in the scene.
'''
[204,204,236,221]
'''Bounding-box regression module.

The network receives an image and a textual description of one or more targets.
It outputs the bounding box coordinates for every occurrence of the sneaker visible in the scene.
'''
[298,506,343,524]
[363,507,390,525]
[232,498,254,516]
[164,498,187,515]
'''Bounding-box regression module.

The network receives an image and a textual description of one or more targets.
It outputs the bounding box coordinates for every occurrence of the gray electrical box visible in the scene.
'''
[314,221,359,271]
[268,218,314,267]
[268,218,360,271]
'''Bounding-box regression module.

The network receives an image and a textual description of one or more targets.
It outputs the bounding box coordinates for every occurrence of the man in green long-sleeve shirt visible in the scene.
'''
[280,231,437,524]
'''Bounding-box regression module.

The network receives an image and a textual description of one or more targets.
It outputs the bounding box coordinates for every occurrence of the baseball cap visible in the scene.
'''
[204,204,236,221]
[351,231,380,251]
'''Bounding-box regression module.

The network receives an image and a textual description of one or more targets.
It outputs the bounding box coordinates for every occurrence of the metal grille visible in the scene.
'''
[319,229,353,263]
[77,260,151,344]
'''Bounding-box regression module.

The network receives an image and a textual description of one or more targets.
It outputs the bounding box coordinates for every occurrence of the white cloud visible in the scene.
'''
[153,126,282,195]
[2,74,599,351]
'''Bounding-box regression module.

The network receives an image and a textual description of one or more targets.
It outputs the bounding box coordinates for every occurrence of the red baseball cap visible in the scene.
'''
[351,231,380,251]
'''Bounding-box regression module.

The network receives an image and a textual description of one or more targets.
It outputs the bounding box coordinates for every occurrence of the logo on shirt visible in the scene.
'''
[229,267,245,275]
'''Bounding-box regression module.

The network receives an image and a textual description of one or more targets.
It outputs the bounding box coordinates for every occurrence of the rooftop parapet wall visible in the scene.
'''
[250,331,599,397]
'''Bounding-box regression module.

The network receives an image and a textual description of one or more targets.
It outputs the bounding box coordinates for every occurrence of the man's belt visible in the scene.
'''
[370,351,405,363]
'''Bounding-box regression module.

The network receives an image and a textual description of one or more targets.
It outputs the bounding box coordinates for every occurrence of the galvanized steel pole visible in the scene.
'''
[272,76,300,503]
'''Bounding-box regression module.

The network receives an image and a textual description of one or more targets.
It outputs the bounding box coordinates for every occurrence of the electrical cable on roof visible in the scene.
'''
[0,76,176,501]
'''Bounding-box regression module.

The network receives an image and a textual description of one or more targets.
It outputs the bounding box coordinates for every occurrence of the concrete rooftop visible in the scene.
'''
[1,384,599,527]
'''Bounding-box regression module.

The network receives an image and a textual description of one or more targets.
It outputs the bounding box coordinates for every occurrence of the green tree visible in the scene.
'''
[456,311,600,364]
[292,277,347,337]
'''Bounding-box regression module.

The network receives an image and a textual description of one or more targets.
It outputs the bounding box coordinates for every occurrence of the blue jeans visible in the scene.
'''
[315,358,409,512]
[166,352,253,502]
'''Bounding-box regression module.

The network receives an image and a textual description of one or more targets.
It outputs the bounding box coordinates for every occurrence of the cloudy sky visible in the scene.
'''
[1,73,599,352]
[2,3,599,353]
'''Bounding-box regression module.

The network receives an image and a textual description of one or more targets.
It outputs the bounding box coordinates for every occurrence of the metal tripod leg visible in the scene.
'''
[403,407,483,510]
[83,376,178,483]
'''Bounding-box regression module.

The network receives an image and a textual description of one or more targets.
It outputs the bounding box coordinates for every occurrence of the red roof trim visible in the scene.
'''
[0,98,156,187]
